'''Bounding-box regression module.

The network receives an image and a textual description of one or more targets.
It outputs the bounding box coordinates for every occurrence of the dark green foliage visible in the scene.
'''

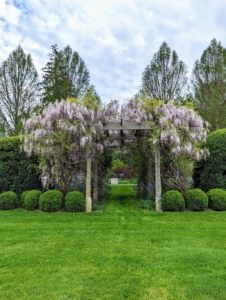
[64,191,85,212]
[161,190,185,212]
[193,129,226,192]
[24,190,42,210]
[207,189,226,211]
[39,190,63,212]
[138,199,155,210]
[0,191,18,210]
[0,136,42,197]
[41,44,90,105]
[184,188,208,211]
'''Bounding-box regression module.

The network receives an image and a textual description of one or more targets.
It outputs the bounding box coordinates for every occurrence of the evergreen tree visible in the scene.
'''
[0,45,39,136]
[191,38,226,130]
[41,45,90,105]
[141,41,188,103]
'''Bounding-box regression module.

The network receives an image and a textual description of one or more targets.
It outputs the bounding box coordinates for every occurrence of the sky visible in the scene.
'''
[1,0,226,103]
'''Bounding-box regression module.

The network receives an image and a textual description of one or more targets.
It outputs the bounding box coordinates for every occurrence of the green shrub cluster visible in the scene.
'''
[193,129,226,192]
[0,191,18,210]
[0,136,41,197]
[64,191,85,212]
[207,189,226,211]
[184,189,208,211]
[138,199,155,210]
[39,190,63,212]
[24,190,42,210]
[161,190,185,212]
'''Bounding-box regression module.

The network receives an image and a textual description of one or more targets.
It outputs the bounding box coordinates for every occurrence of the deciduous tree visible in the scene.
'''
[0,45,39,136]
[141,42,188,103]
[191,38,226,130]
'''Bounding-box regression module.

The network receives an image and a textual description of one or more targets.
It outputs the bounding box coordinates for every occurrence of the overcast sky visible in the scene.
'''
[1,0,226,103]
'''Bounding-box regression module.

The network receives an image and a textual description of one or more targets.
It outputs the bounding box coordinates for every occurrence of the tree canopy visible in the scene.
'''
[141,42,188,103]
[191,38,226,130]
[41,45,90,106]
[0,45,39,136]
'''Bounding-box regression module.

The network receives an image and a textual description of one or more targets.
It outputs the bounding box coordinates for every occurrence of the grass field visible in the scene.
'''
[0,185,226,299]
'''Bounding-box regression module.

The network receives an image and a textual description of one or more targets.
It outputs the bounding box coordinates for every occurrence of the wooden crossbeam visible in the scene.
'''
[103,122,151,130]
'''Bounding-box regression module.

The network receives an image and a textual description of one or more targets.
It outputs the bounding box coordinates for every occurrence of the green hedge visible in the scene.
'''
[39,190,63,212]
[24,190,42,210]
[193,129,226,192]
[0,191,18,210]
[0,136,41,198]
[161,190,185,212]
[64,191,85,212]
[184,188,208,211]
[207,188,226,211]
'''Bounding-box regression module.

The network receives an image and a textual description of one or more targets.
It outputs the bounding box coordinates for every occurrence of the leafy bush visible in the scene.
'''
[21,191,30,205]
[64,191,85,212]
[184,189,208,211]
[24,190,42,210]
[39,190,63,212]
[0,136,41,197]
[161,190,185,212]
[193,129,226,191]
[138,199,155,210]
[207,189,226,211]
[0,191,18,210]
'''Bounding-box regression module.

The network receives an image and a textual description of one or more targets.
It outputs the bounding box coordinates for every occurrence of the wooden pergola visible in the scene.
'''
[85,121,151,212]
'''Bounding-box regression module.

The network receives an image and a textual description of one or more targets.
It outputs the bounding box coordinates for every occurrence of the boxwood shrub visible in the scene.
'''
[161,190,185,212]
[207,188,226,211]
[184,188,208,211]
[39,190,63,212]
[64,191,85,212]
[24,190,42,210]
[0,191,18,210]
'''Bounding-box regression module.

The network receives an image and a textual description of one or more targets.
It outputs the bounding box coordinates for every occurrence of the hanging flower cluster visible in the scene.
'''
[23,99,104,193]
[150,103,210,159]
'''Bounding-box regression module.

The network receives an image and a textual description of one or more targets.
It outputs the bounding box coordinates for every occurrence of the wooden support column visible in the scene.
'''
[86,157,92,212]
[93,158,98,202]
[155,142,162,212]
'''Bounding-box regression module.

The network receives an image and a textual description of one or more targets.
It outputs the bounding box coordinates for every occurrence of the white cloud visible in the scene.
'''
[0,0,226,102]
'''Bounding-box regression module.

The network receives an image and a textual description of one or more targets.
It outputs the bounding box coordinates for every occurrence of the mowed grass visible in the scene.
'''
[0,186,226,299]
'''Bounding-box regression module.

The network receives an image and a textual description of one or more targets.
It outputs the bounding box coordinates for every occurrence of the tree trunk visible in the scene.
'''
[86,157,92,212]
[155,142,162,211]
[93,157,98,202]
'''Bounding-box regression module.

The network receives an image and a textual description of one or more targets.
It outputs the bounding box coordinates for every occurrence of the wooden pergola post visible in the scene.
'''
[93,157,98,202]
[86,157,92,212]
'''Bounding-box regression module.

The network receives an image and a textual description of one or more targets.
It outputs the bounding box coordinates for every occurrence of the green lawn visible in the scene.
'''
[0,185,226,299]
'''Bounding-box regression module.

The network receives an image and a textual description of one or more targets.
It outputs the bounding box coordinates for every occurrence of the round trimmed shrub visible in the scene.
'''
[207,188,226,211]
[161,190,185,212]
[64,191,85,212]
[0,191,18,210]
[39,190,63,212]
[24,190,42,210]
[21,191,30,207]
[184,188,208,211]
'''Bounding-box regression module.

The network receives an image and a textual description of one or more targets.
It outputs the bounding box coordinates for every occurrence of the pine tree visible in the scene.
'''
[41,45,90,105]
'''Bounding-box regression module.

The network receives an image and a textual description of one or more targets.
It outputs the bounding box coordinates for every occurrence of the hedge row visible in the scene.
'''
[0,190,86,212]
[161,188,226,211]
[0,136,42,196]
